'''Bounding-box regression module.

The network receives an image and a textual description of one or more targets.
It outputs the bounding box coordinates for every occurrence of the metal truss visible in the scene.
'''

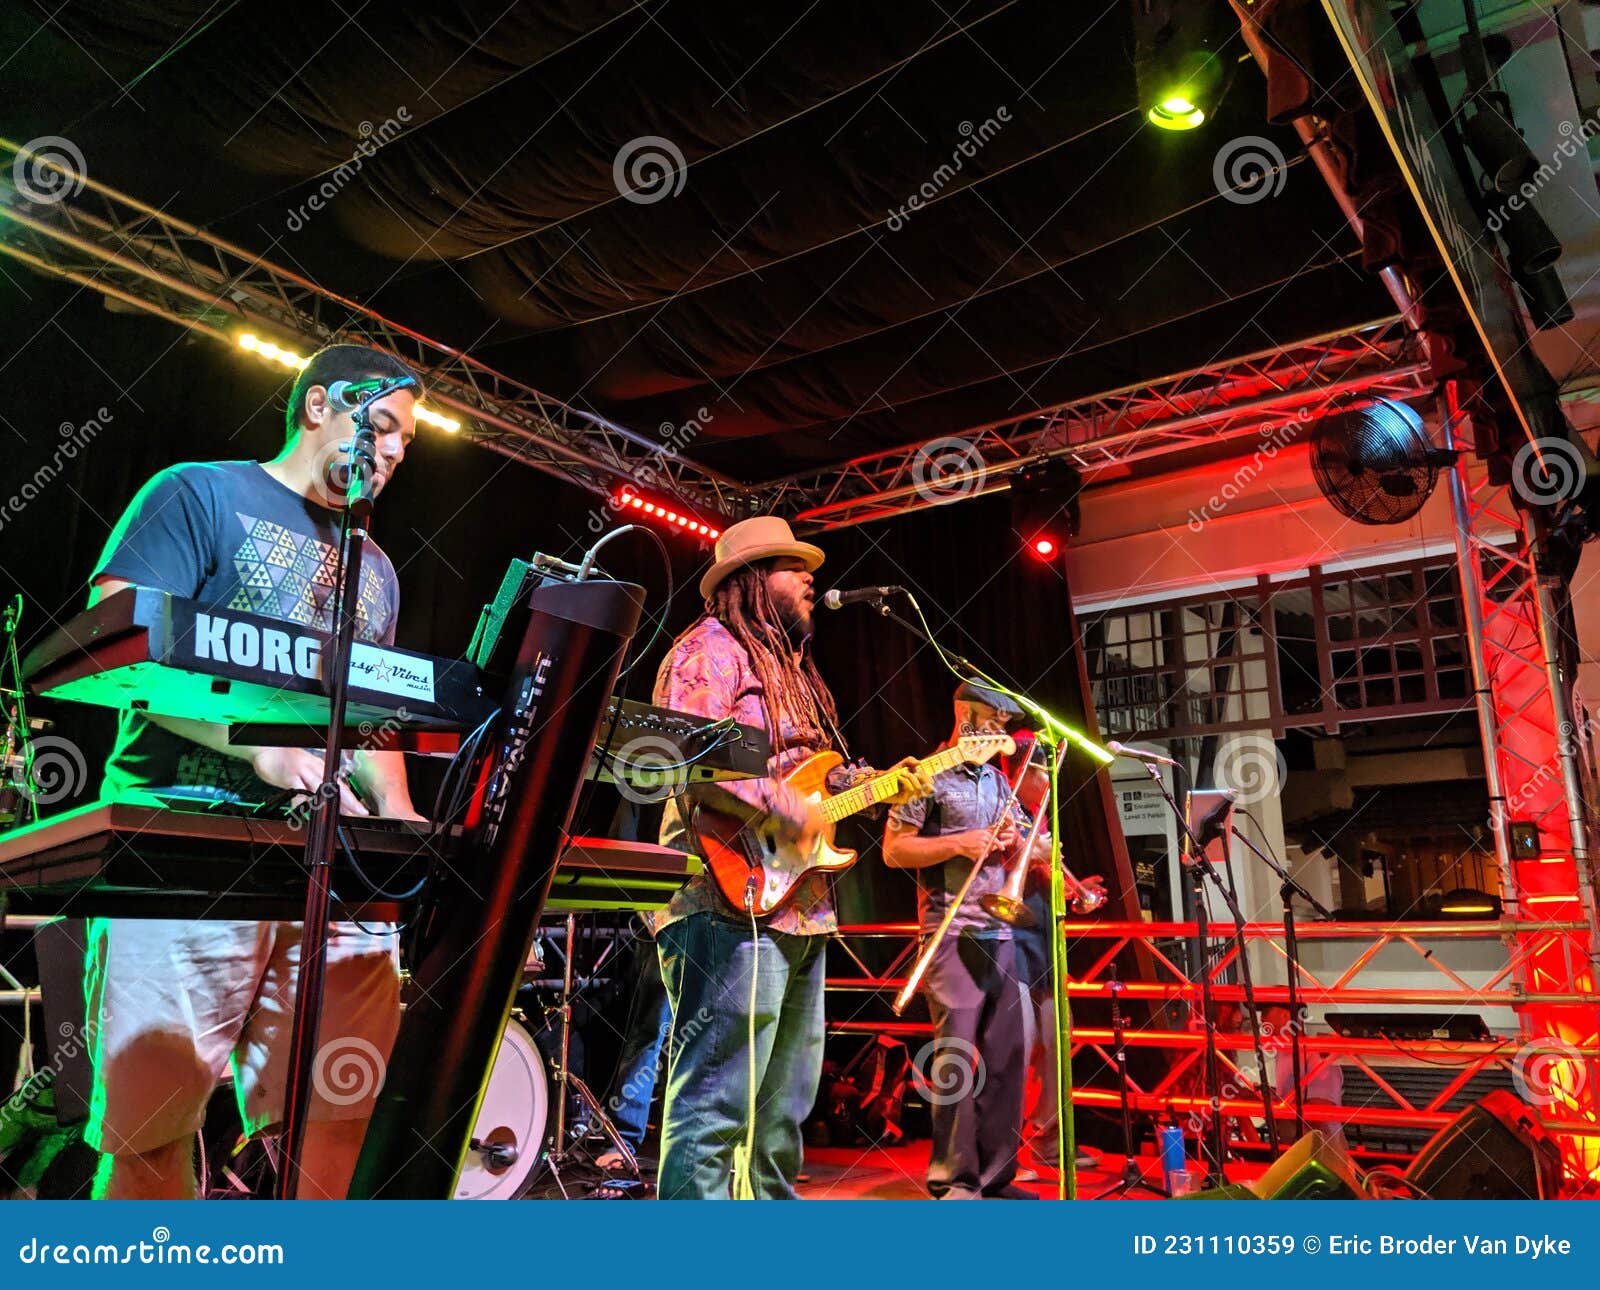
[1442,382,1600,1180]
[0,138,1434,530]
[753,319,1433,529]
[0,137,745,517]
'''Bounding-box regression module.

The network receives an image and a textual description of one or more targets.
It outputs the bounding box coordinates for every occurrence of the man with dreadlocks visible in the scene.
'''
[651,516,931,1199]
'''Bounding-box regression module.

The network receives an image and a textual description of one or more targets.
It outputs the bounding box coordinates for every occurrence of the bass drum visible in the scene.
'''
[455,1015,550,1200]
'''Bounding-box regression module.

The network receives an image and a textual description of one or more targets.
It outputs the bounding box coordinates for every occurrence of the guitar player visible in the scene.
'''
[883,681,1036,1200]
[79,344,426,1200]
[650,516,932,1199]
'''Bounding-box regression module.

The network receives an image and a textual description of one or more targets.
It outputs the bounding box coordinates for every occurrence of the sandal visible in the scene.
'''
[589,1177,651,1200]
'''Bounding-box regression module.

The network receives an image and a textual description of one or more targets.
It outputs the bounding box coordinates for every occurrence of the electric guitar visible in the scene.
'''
[695,733,1015,916]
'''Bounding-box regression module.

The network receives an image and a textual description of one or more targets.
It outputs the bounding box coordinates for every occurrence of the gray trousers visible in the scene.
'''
[922,933,1026,1197]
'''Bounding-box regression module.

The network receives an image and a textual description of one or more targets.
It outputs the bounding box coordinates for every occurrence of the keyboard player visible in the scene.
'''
[79,344,426,1200]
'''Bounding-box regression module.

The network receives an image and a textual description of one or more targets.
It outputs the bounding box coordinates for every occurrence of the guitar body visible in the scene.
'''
[697,751,858,917]
[692,734,1012,918]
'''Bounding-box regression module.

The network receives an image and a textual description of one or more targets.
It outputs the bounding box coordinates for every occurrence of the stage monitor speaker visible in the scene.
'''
[1253,1129,1368,1199]
[31,918,93,1126]
[1405,1090,1562,1199]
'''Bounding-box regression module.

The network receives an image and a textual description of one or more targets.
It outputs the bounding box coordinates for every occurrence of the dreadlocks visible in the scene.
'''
[707,561,840,744]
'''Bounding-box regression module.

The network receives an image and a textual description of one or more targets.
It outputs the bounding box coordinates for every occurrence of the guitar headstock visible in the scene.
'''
[955,733,1015,766]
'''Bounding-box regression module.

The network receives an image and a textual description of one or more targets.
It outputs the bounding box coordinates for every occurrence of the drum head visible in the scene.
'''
[455,1017,548,1200]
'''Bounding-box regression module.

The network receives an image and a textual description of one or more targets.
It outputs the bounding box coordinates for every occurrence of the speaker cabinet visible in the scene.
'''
[1406,1090,1562,1199]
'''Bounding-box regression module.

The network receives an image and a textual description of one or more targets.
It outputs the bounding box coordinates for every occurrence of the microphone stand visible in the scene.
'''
[1230,823,1332,1141]
[1125,761,1280,1182]
[1091,966,1167,1198]
[276,380,409,1200]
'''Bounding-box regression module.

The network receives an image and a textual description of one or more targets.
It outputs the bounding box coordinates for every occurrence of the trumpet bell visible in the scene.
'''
[979,891,1039,928]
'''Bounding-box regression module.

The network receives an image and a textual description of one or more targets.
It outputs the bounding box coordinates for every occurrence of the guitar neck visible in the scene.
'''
[819,744,967,823]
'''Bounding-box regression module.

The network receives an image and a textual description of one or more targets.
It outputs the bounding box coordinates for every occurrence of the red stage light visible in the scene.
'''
[619,495,719,542]
[1033,537,1057,558]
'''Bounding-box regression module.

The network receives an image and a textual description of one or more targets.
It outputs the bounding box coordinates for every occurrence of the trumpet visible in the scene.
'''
[979,825,1108,924]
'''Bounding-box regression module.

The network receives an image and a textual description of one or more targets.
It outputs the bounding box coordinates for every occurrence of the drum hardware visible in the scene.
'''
[540,912,638,1197]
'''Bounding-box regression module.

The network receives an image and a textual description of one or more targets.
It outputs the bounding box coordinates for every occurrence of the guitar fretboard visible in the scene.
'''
[820,743,970,823]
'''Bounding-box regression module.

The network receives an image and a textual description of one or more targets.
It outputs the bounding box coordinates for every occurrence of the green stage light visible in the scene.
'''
[1132,2,1230,135]
[1149,93,1205,131]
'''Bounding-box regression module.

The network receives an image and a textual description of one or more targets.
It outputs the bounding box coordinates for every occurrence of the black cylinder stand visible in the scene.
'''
[349,576,644,1200]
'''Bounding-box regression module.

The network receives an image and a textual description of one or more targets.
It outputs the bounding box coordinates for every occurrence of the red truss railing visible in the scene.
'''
[827,917,1600,1185]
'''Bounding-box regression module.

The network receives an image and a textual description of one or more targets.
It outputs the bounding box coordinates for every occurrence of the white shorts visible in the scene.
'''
[83,918,401,1156]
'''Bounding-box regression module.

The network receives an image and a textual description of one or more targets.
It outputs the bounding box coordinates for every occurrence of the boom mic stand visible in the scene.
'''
[277,376,415,1200]
[1230,822,1333,1140]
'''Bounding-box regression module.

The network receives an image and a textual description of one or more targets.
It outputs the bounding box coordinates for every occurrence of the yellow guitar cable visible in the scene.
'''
[731,881,760,1199]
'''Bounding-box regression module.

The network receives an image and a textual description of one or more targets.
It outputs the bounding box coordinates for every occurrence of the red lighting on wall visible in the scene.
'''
[616,490,720,541]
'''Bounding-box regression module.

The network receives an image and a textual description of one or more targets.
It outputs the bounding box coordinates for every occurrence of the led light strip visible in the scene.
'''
[237,333,460,432]
[617,489,720,539]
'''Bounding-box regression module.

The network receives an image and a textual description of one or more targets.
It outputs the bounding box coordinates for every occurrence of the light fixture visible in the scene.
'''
[1513,264,1573,331]
[1133,1,1229,132]
[615,489,720,541]
[1010,460,1082,563]
[1462,95,1538,195]
[1498,202,1562,276]
[1148,93,1207,131]
[1438,887,1502,919]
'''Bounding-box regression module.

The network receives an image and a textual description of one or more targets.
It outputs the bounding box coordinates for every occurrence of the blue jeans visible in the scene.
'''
[655,912,826,1199]
[606,935,671,1149]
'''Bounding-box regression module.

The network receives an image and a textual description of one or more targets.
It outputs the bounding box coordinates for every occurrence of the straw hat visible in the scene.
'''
[699,515,824,599]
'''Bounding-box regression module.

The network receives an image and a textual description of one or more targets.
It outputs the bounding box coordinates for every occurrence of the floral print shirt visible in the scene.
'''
[652,615,842,936]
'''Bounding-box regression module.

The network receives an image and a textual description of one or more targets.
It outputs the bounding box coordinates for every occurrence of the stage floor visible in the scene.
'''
[528,1141,1266,1200]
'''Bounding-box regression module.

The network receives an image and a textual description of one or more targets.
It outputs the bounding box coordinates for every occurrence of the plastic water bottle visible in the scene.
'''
[1159,1122,1186,1194]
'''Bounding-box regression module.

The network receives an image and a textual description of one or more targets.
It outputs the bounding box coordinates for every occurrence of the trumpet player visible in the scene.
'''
[883,681,1035,1200]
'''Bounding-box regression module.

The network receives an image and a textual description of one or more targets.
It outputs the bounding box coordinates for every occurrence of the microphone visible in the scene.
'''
[1107,739,1181,768]
[326,375,418,410]
[821,585,905,609]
